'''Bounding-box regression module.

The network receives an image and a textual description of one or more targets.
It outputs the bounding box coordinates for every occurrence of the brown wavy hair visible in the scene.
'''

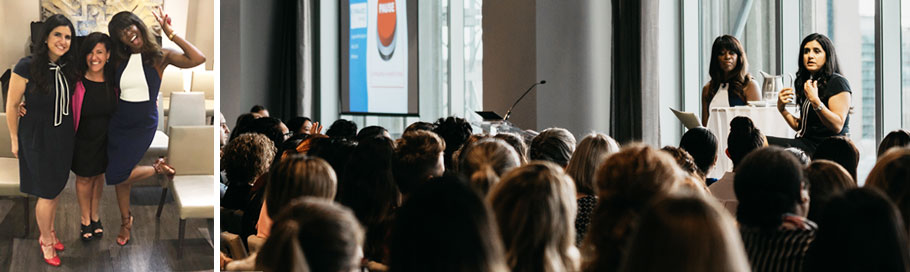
[865,148,910,234]
[220,133,277,185]
[458,138,521,196]
[581,144,684,272]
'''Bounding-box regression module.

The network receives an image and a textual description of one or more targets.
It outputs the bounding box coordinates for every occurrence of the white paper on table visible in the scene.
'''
[670,107,702,129]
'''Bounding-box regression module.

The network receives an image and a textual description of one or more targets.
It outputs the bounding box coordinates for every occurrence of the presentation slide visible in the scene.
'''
[341,0,418,116]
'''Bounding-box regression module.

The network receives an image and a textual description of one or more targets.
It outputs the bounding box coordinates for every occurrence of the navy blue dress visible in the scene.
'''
[13,57,75,199]
[105,54,159,185]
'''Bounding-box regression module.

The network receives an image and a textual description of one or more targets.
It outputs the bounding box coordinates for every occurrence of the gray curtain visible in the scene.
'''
[609,0,642,144]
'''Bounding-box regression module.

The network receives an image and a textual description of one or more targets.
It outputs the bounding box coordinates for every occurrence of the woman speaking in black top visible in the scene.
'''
[769,33,852,156]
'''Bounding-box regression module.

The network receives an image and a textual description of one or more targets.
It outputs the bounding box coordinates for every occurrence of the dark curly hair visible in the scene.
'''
[433,116,473,170]
[326,119,358,141]
[221,133,277,185]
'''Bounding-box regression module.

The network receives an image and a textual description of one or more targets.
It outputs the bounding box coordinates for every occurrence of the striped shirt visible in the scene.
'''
[740,215,817,272]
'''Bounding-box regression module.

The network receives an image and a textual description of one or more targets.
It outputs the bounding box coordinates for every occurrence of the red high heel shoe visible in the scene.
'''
[39,240,61,266]
[51,230,64,251]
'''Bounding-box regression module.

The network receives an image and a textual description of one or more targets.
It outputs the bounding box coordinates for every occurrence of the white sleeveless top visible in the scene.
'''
[708,83,730,110]
[119,53,150,102]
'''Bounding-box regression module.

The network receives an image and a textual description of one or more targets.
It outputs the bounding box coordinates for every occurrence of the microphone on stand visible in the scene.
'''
[503,80,546,122]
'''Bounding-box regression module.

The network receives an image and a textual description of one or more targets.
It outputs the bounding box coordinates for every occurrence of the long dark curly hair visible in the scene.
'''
[30,14,77,95]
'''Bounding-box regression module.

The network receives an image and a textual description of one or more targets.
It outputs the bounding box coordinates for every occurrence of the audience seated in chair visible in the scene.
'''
[679,127,719,185]
[338,136,400,264]
[529,128,577,168]
[488,161,580,272]
[457,138,520,196]
[393,130,445,199]
[878,129,910,158]
[734,146,814,272]
[581,144,684,272]
[326,119,358,141]
[389,175,508,272]
[708,116,767,216]
[620,196,751,272]
[565,133,619,245]
[805,188,910,271]
[812,136,859,183]
[432,116,473,170]
[494,132,530,165]
[804,160,855,223]
[220,133,276,236]
[256,197,364,272]
[864,147,910,235]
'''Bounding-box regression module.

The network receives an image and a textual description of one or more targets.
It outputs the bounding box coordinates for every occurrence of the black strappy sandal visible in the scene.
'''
[91,219,104,238]
[80,223,94,241]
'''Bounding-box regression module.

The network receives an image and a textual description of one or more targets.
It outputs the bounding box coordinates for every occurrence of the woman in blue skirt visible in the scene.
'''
[106,8,205,246]
[6,14,77,267]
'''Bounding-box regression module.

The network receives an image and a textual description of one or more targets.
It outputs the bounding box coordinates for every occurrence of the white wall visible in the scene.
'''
[220,0,277,127]
[535,0,611,136]
[0,0,40,70]
[658,0,682,147]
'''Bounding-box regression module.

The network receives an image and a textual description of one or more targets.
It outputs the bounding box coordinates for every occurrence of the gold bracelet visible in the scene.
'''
[168,32,176,40]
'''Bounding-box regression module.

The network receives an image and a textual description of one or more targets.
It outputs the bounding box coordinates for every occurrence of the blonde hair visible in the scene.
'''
[458,139,521,196]
[488,162,579,272]
[620,196,750,272]
[581,143,684,272]
[566,133,620,195]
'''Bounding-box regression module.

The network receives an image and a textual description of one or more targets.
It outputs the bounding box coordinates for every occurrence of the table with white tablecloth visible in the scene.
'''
[705,106,796,179]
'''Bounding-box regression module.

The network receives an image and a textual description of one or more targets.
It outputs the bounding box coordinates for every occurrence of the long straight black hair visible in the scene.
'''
[108,11,163,67]
[795,33,841,102]
[30,14,77,95]
[707,35,752,103]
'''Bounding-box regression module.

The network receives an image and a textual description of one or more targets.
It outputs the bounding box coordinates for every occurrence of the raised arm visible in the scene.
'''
[777,87,800,131]
[804,80,850,133]
[6,73,27,158]
[153,7,206,72]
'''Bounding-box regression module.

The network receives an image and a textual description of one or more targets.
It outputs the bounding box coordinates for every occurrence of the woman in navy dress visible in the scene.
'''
[106,9,205,246]
[6,14,77,267]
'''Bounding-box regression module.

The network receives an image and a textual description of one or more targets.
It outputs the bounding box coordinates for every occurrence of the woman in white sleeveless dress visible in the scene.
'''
[701,35,761,126]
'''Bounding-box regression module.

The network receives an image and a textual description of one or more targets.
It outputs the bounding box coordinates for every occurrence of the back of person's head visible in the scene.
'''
[432,116,473,169]
[529,128,577,168]
[250,104,267,113]
[865,147,910,234]
[879,129,910,158]
[488,161,578,272]
[221,133,277,185]
[389,176,508,272]
[566,133,620,196]
[265,155,337,218]
[404,121,436,133]
[727,116,765,167]
[812,136,859,182]
[339,136,399,262]
[452,134,492,170]
[494,132,529,165]
[231,117,286,150]
[620,196,750,272]
[458,139,520,196]
[679,127,719,176]
[230,113,258,140]
[356,125,389,142]
[734,146,807,229]
[805,160,856,222]
[661,146,702,180]
[307,137,356,188]
[257,198,364,272]
[785,147,811,166]
[286,116,313,135]
[582,143,683,272]
[806,188,910,272]
[394,130,446,196]
[325,119,358,140]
